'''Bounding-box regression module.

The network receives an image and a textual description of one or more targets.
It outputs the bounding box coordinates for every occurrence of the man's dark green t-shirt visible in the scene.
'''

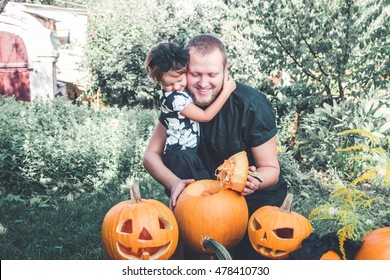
[197,81,287,212]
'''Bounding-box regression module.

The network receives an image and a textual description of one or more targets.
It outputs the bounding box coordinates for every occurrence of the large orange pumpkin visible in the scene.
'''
[215,151,249,192]
[248,193,313,259]
[174,180,248,254]
[101,182,179,260]
[355,227,390,260]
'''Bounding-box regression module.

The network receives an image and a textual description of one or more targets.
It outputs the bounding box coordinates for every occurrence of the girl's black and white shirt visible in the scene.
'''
[159,90,200,154]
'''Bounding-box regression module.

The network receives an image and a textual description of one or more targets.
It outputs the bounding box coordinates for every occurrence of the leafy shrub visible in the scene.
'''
[297,87,389,177]
[0,96,158,202]
[296,87,389,242]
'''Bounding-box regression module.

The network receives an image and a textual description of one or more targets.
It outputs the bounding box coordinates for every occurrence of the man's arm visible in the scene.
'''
[242,136,281,196]
[143,121,194,209]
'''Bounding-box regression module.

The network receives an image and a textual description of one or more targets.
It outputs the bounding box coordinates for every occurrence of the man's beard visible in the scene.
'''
[190,76,225,107]
[192,90,220,107]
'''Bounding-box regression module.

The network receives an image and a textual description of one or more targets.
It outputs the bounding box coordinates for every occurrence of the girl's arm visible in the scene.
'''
[142,121,194,209]
[180,76,236,122]
[143,122,181,189]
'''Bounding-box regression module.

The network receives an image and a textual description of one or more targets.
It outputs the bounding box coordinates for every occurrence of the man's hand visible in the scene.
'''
[241,166,262,196]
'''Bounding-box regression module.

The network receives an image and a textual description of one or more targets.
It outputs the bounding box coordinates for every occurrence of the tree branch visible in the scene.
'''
[259,10,318,81]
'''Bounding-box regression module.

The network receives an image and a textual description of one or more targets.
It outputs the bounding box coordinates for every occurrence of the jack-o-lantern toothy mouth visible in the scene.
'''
[255,245,288,258]
[117,240,173,260]
[116,218,174,260]
[250,218,294,258]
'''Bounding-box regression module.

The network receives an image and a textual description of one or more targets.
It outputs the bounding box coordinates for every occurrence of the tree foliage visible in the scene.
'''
[253,0,389,116]
[84,0,388,111]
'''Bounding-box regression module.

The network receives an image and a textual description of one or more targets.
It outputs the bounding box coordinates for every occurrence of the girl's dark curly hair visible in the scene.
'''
[145,42,189,83]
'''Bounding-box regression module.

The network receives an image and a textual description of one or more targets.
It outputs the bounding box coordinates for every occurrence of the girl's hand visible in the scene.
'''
[222,75,236,95]
[169,179,195,210]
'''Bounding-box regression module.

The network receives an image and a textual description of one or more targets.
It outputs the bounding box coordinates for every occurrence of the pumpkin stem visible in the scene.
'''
[280,193,293,213]
[129,180,142,203]
[202,236,232,260]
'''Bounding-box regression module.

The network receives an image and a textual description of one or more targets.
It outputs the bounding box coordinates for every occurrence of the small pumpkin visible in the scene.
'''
[215,151,248,192]
[248,193,313,260]
[174,179,248,254]
[101,182,179,260]
[355,227,390,260]
[320,250,342,260]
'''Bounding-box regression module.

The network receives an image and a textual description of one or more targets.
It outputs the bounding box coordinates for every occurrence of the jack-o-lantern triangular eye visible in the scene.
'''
[251,218,262,231]
[139,228,152,240]
[273,228,293,239]
[121,219,133,233]
[159,217,172,229]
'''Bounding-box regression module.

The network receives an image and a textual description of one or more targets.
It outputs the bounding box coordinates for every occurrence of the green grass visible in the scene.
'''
[0,181,168,260]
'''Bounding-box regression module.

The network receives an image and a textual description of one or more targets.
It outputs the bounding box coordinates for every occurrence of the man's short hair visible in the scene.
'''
[186,34,227,67]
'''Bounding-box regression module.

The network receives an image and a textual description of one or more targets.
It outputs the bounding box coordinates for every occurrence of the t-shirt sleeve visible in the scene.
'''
[165,91,192,113]
[243,93,277,147]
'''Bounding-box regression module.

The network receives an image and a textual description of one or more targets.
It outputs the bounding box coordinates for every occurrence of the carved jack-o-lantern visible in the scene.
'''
[248,193,313,259]
[101,183,178,260]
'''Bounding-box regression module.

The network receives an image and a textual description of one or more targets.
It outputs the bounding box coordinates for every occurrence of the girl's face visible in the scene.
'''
[161,70,187,92]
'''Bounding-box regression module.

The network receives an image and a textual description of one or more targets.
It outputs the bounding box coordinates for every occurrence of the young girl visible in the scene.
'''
[145,42,235,185]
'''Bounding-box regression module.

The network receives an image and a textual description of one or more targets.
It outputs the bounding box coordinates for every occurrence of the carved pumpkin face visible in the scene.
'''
[102,199,179,260]
[248,194,313,259]
[174,180,248,254]
[355,227,390,260]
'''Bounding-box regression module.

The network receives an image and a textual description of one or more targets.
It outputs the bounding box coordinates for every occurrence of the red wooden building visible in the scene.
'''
[0,1,87,101]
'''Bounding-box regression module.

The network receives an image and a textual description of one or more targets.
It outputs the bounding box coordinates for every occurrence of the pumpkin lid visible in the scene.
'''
[215,151,248,192]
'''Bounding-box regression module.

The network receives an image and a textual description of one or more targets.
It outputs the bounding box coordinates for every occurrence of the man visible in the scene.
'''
[143,34,287,259]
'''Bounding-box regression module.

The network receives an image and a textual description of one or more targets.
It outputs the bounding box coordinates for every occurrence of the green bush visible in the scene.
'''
[295,86,389,241]
[298,87,389,179]
[0,96,158,202]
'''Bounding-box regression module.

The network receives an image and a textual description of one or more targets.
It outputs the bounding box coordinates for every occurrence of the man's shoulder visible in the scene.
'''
[232,82,269,103]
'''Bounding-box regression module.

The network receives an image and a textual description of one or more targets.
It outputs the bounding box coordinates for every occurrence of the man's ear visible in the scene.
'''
[224,62,229,74]
[223,64,230,80]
